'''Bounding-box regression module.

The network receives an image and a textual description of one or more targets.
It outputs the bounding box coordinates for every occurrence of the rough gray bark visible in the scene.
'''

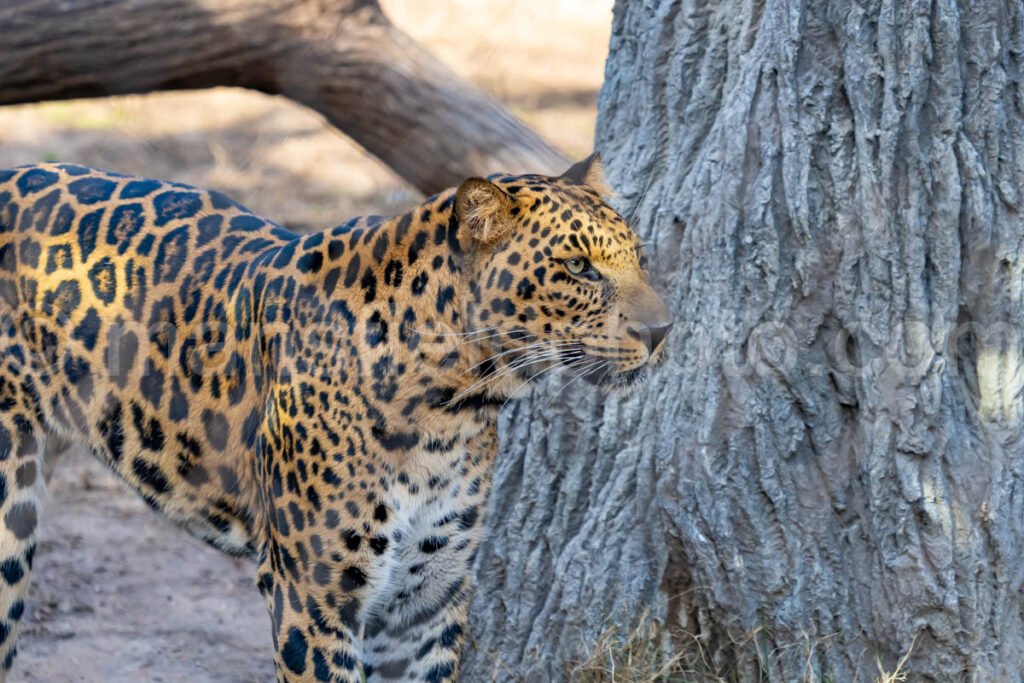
[0,0,566,194]
[466,0,1024,680]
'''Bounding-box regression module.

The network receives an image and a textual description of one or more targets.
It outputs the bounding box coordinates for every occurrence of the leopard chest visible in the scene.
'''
[360,441,488,638]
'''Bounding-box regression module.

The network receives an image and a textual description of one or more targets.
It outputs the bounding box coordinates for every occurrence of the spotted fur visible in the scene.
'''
[0,155,670,681]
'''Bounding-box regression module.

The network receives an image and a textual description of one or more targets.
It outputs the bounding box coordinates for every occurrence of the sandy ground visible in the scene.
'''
[0,2,611,680]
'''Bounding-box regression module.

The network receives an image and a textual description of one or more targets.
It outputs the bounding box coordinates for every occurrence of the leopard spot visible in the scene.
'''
[106,203,145,253]
[4,502,36,540]
[16,169,58,196]
[202,410,229,451]
[68,177,116,205]
[153,190,202,226]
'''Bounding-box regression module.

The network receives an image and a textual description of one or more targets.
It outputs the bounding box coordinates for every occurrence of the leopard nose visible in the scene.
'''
[626,282,673,354]
[648,322,673,352]
[627,321,674,354]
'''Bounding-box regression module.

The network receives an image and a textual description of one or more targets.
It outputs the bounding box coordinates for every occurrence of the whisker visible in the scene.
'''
[410,325,499,339]
[556,357,610,397]
[448,348,567,404]
[453,343,575,387]
[450,339,585,403]
[500,356,575,408]
[454,330,525,345]
[579,347,631,358]
[458,339,577,379]
[418,328,545,353]
[499,354,594,409]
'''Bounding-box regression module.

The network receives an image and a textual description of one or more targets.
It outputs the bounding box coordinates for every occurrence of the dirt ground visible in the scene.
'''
[0,2,611,680]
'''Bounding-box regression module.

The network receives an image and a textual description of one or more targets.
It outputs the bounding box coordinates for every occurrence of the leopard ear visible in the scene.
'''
[455,178,515,248]
[560,152,614,200]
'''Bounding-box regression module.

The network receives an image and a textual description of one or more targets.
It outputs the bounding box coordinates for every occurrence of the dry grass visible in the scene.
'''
[873,636,915,683]
[570,620,703,683]
[568,617,917,683]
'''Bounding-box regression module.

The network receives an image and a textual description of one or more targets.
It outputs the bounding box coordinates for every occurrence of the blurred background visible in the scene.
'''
[0,2,612,681]
[0,1,609,230]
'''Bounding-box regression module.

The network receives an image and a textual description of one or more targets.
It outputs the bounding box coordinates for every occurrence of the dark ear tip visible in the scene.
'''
[560,153,600,184]
[559,153,613,200]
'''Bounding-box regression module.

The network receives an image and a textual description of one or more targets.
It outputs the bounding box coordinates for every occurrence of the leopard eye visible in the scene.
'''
[565,257,588,275]
[562,257,600,281]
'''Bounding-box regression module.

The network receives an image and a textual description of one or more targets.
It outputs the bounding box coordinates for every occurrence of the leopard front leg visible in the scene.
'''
[254,457,369,682]
[256,551,366,683]
[253,392,379,682]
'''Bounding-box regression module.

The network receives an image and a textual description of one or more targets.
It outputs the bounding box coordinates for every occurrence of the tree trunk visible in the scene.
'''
[466,1,1024,680]
[0,0,567,194]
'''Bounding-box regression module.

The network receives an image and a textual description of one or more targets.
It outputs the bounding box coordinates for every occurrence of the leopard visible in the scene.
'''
[0,153,671,682]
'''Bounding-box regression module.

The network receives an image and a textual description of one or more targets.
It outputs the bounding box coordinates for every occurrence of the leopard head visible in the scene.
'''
[456,154,672,394]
